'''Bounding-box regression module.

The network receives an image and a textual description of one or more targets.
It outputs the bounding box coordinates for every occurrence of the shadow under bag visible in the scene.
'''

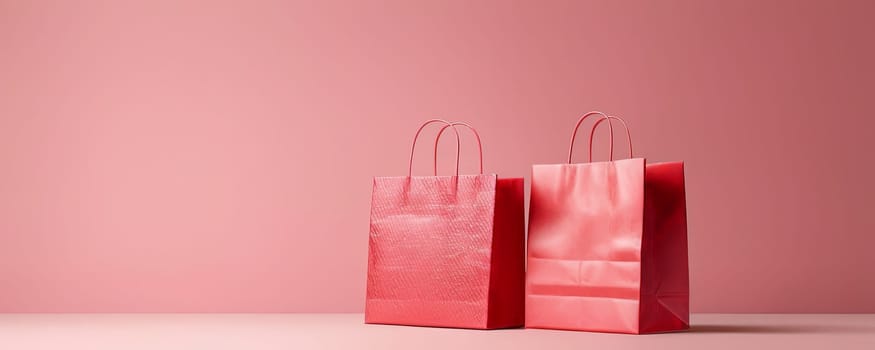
[366,120,526,329]
[526,112,690,334]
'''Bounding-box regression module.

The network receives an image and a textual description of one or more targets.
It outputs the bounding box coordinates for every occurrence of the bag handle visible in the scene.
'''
[433,122,484,175]
[589,115,633,161]
[407,119,462,177]
[568,111,612,163]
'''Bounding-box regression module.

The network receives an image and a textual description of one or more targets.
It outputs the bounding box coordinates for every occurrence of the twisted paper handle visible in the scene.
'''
[407,119,462,176]
[589,115,633,161]
[433,122,484,175]
[568,111,633,162]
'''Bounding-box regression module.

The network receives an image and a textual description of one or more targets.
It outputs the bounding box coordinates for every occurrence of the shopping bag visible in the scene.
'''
[366,119,526,329]
[526,112,689,334]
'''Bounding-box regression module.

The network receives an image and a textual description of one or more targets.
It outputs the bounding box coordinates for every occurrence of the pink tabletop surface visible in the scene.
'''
[1,314,872,350]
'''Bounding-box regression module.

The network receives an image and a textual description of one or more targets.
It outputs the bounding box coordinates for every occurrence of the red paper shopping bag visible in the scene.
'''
[526,112,689,334]
[366,120,525,329]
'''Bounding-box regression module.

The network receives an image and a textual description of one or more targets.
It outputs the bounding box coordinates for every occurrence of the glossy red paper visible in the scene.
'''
[365,121,525,329]
[525,113,689,334]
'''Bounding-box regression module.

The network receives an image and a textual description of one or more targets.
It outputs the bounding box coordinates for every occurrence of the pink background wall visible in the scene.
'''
[2,0,874,313]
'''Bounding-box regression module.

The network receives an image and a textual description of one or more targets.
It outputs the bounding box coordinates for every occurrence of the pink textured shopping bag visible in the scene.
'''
[365,120,525,329]
[526,112,689,334]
